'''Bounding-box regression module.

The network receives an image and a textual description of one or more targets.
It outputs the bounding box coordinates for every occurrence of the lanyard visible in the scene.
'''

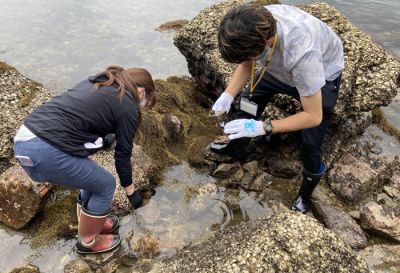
[250,32,278,98]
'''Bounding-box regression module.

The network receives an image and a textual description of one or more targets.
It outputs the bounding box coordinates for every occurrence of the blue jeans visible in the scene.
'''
[13,137,115,214]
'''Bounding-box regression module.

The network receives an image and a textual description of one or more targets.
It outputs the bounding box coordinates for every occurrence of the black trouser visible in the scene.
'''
[236,72,341,174]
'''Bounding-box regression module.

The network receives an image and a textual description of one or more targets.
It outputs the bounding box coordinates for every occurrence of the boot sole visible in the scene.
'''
[76,236,122,255]
[102,217,120,234]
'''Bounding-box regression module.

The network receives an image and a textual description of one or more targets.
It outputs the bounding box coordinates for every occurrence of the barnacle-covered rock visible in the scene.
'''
[0,62,51,174]
[151,212,370,273]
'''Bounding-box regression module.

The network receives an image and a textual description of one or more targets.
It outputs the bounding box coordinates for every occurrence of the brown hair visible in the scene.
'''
[218,4,277,64]
[94,65,156,108]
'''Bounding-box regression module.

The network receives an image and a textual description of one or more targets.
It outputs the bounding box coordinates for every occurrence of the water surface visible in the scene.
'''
[0,0,217,93]
[0,0,399,272]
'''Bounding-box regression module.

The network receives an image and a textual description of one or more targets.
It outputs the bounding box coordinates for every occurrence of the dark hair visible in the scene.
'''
[218,4,277,64]
[94,65,156,109]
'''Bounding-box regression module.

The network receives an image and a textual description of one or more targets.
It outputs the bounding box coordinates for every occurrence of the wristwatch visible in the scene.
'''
[263,120,274,136]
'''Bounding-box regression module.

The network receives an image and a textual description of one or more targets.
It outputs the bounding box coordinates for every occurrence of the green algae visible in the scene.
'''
[28,187,78,248]
[135,76,221,170]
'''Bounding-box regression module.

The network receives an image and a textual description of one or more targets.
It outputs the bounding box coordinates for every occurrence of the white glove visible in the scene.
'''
[212,92,234,113]
[224,119,265,140]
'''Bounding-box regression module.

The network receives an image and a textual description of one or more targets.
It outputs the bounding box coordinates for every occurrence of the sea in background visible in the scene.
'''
[0,0,398,93]
[0,0,399,272]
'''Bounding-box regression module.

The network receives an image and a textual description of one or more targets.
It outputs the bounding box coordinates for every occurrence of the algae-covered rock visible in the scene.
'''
[79,247,120,271]
[0,61,51,174]
[135,76,221,168]
[134,234,161,259]
[157,20,189,32]
[64,259,92,273]
[0,165,51,229]
[150,212,370,273]
[29,187,77,248]
[174,1,400,121]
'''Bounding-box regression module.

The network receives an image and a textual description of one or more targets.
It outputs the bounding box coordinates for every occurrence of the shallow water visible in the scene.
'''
[120,162,272,258]
[0,225,76,272]
[0,163,275,272]
[0,163,272,273]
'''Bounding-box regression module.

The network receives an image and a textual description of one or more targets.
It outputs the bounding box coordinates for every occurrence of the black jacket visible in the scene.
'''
[24,75,139,187]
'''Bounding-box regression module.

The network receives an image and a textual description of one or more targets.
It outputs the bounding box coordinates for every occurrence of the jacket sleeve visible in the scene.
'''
[114,107,139,187]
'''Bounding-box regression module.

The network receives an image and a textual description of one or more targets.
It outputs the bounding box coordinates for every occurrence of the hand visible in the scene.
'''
[103,134,116,150]
[127,190,143,209]
[212,92,234,113]
[224,119,265,140]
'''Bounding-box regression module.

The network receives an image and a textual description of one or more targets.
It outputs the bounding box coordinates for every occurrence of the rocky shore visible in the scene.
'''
[1,0,400,273]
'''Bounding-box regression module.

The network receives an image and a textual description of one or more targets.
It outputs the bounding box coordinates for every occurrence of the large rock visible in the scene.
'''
[322,111,372,168]
[328,153,380,205]
[0,62,51,174]
[174,1,400,121]
[0,165,51,229]
[150,212,369,273]
[311,188,367,249]
[360,201,400,242]
[266,156,301,178]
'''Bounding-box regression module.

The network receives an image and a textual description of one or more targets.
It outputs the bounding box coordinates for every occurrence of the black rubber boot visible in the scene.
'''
[291,163,325,213]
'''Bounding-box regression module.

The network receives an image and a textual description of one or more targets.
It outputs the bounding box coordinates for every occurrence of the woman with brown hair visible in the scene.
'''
[13,65,156,254]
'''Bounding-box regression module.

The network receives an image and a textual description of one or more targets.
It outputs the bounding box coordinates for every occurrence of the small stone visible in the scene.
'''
[213,162,241,178]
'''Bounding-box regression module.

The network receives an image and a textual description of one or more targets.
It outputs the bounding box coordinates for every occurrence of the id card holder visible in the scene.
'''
[240,98,258,116]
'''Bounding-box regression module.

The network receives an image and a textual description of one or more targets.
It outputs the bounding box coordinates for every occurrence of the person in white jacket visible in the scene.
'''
[213,4,344,213]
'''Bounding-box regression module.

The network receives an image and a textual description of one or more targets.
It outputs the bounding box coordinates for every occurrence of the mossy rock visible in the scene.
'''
[28,187,78,248]
[136,76,221,169]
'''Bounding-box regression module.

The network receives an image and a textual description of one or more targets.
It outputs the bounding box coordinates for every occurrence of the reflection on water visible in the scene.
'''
[0,225,76,273]
[0,0,219,93]
[358,124,400,160]
[0,162,276,272]
[381,94,400,131]
[119,162,272,257]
